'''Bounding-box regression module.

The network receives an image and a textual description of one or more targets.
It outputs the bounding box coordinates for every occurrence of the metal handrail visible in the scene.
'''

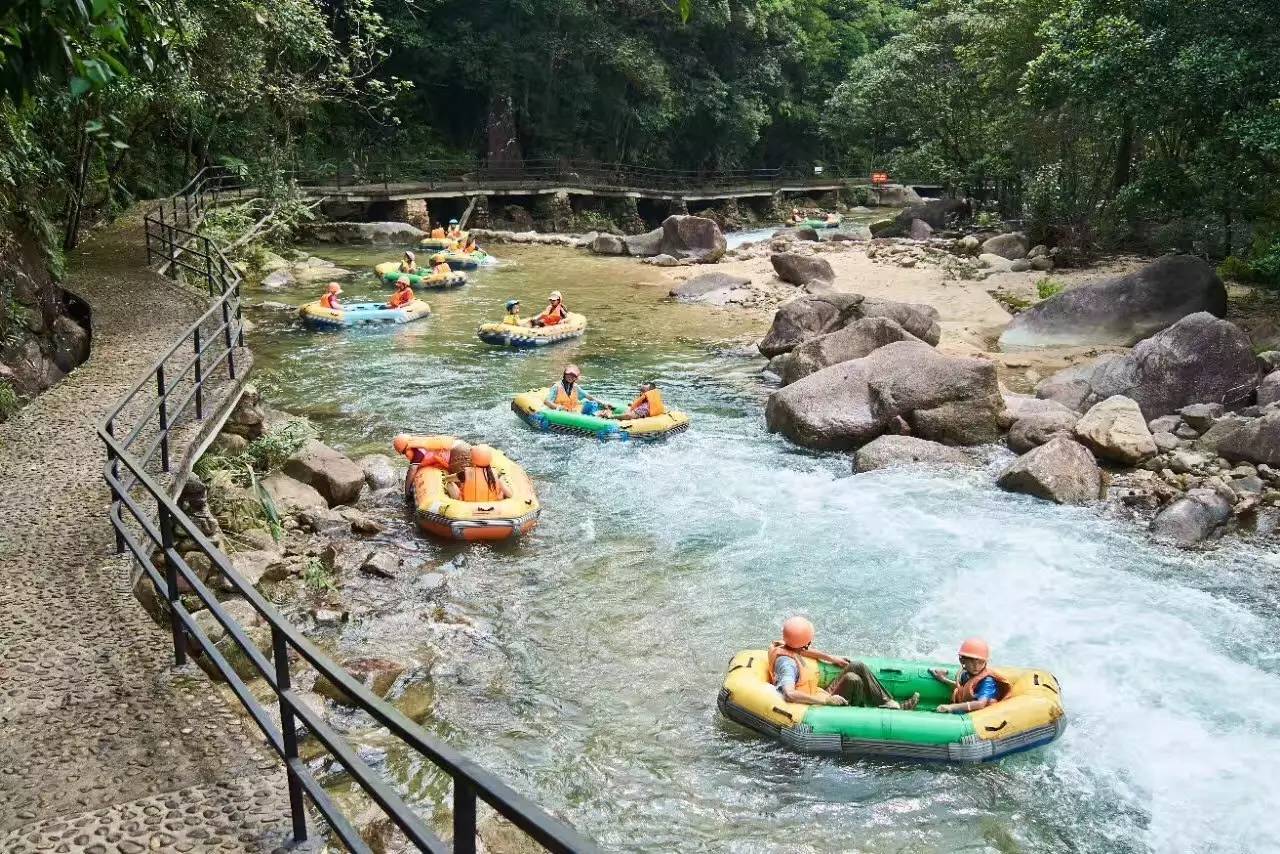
[98,168,599,852]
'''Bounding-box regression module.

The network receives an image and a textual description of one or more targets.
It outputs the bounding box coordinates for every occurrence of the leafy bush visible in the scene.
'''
[302,558,337,593]
[1217,230,1280,287]
[974,211,1002,230]
[989,290,1032,314]
[572,210,619,234]
[194,418,317,487]
[1036,277,1066,299]
[0,379,19,420]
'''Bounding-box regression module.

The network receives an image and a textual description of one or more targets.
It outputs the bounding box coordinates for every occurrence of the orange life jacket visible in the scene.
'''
[538,304,566,325]
[388,287,413,308]
[951,667,1010,704]
[629,388,665,418]
[767,642,821,695]
[551,382,581,412]
[401,435,456,470]
[432,263,451,275]
[431,227,446,238]
[460,466,503,502]
[320,293,340,310]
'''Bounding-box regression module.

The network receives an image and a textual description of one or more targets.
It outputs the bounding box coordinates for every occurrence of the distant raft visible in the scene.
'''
[428,250,494,271]
[802,215,842,229]
[511,388,690,441]
[373,261,468,290]
[477,313,586,347]
[718,652,1066,763]
[398,435,540,541]
[418,233,466,251]
[299,299,430,329]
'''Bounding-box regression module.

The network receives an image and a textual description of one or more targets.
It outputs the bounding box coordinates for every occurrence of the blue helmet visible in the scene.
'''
[505,299,520,311]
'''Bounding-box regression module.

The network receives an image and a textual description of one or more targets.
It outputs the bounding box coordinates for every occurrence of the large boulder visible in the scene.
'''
[909,219,934,241]
[1000,256,1227,349]
[980,233,1029,260]
[304,222,425,244]
[773,226,820,242]
[1008,410,1080,453]
[766,341,1002,449]
[861,298,941,346]
[1150,489,1232,546]
[999,394,1078,429]
[1035,313,1263,418]
[1214,412,1280,466]
[758,294,865,357]
[260,473,327,516]
[771,252,834,286]
[778,317,918,385]
[589,234,627,255]
[283,440,365,507]
[357,454,399,490]
[996,438,1102,505]
[1073,395,1157,465]
[1258,371,1280,407]
[315,657,407,705]
[658,215,726,263]
[50,315,90,373]
[870,199,971,237]
[623,227,664,257]
[670,272,751,303]
[854,435,973,472]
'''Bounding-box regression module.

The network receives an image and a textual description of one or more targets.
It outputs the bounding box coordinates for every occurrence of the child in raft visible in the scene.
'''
[385,278,414,310]
[529,291,568,327]
[929,637,1007,714]
[502,300,523,325]
[463,236,480,254]
[443,443,510,501]
[398,251,418,273]
[598,381,666,420]
[431,256,452,276]
[319,282,343,310]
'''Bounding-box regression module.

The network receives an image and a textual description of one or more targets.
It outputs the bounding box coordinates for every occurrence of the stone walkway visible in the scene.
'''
[0,210,295,851]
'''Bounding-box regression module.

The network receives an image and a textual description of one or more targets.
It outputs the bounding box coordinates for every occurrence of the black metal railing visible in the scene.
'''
[99,170,598,853]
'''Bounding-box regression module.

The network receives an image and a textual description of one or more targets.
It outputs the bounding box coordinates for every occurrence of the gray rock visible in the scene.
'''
[1000,395,1078,430]
[357,454,399,490]
[623,227,664,257]
[999,256,1227,349]
[758,294,866,357]
[773,226,820,242]
[209,431,249,455]
[1008,411,1080,453]
[283,439,365,507]
[1175,423,1201,440]
[1150,489,1232,546]
[298,506,349,536]
[658,215,726,263]
[261,473,327,516]
[861,298,942,346]
[50,315,89,373]
[909,219,934,240]
[304,221,425,244]
[1179,403,1224,433]
[780,317,918,385]
[854,435,973,472]
[765,359,884,450]
[359,550,401,579]
[1074,395,1158,465]
[871,199,971,237]
[771,252,835,286]
[645,253,681,267]
[978,253,1013,271]
[1231,475,1264,497]
[315,657,406,705]
[1214,412,1280,466]
[340,507,385,535]
[996,437,1103,505]
[670,272,751,302]
[1258,370,1280,407]
[225,549,289,589]
[589,234,627,255]
[1148,414,1182,434]
[981,232,1029,260]
[1153,431,1180,453]
[1009,259,1033,273]
[1030,256,1054,271]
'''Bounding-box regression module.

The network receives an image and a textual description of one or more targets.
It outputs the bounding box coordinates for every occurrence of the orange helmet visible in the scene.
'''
[781,616,815,649]
[392,435,409,455]
[470,444,494,467]
[563,364,581,378]
[958,637,990,661]
[327,282,342,294]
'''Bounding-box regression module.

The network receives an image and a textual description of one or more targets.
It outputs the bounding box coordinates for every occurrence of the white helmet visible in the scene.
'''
[405,250,415,260]
[549,290,562,301]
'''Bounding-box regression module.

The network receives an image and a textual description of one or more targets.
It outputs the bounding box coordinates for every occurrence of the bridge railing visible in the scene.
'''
[100,169,599,853]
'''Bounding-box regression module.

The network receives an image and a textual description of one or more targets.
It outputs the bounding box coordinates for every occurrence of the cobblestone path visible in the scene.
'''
[0,211,295,851]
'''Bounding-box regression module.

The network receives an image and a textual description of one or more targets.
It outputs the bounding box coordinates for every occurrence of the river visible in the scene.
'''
[243,240,1280,854]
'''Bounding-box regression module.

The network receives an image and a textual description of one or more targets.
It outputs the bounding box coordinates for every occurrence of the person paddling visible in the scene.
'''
[930,638,1008,714]
[385,278,414,309]
[319,282,343,310]
[769,616,919,709]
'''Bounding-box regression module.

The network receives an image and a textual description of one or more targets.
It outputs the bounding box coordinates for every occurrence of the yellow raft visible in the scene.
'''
[399,435,540,541]
[418,233,466,250]
[511,388,690,440]
[477,313,587,347]
[719,650,1065,763]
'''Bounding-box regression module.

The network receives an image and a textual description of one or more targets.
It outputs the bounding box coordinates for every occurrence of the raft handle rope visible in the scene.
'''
[983,720,1010,733]
[1033,673,1060,694]
[772,706,796,722]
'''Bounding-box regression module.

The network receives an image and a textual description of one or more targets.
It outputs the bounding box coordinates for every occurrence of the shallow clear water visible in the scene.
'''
[246,245,1280,854]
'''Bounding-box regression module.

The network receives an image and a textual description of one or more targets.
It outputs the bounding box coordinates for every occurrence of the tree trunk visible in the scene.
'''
[62,123,93,251]
[1110,114,1134,198]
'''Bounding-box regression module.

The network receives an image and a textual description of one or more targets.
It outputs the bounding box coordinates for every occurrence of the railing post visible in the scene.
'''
[453,779,477,854]
[272,626,309,844]
[156,364,170,473]
[204,238,214,296]
[221,296,237,380]
[144,216,153,265]
[193,327,204,420]
[157,500,187,666]
[104,419,126,554]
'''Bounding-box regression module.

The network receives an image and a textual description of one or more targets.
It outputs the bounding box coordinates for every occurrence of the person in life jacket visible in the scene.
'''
[319,282,343,310]
[448,218,462,239]
[385,278,414,309]
[431,256,452,276]
[445,444,511,501]
[769,616,919,709]
[463,236,479,254]
[393,435,460,499]
[791,207,803,224]
[430,222,446,239]
[399,251,418,274]
[502,299,522,326]
[623,381,664,419]
[544,364,601,413]
[930,637,1009,714]
[530,291,567,327]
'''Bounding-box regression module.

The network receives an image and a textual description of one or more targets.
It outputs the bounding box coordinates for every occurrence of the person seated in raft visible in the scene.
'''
[502,299,523,326]
[825,212,839,224]
[600,381,666,420]
[393,435,461,499]
[545,364,605,414]
[430,222,446,239]
[463,236,479,254]
[790,207,803,224]
[398,250,418,274]
[319,282,343,310]
[529,290,568,327]
[431,257,452,276]
[444,444,511,501]
[448,218,462,239]
[930,637,1009,714]
[770,616,919,710]
[385,278,414,310]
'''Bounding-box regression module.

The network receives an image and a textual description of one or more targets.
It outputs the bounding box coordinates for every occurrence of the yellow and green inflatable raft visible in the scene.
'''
[511,388,690,440]
[373,261,468,290]
[477,313,587,347]
[719,651,1065,763]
